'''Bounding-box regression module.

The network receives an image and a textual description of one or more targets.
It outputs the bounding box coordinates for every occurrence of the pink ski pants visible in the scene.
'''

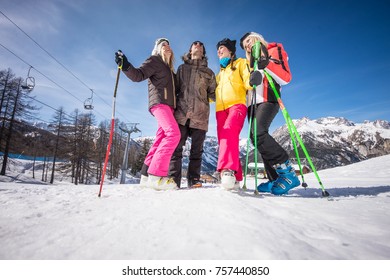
[144,104,180,177]
[216,104,247,181]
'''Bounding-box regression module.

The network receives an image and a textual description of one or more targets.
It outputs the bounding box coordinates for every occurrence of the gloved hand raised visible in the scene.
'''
[249,70,263,87]
[250,55,270,70]
[115,50,130,70]
[257,56,269,70]
[250,43,270,70]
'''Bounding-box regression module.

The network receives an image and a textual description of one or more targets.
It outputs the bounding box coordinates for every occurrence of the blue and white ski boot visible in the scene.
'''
[256,181,274,193]
[271,160,300,195]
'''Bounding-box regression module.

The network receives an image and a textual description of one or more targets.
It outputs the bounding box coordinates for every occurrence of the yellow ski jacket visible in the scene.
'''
[215,57,252,112]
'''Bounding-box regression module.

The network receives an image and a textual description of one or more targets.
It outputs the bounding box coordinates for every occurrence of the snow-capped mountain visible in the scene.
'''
[133,117,390,173]
[272,117,390,169]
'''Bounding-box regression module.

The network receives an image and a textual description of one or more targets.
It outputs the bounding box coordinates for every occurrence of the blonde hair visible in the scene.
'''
[160,47,175,72]
[245,34,268,61]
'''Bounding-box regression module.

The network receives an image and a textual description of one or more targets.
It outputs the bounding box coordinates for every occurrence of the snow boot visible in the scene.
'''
[147,174,178,191]
[271,160,300,195]
[188,178,203,188]
[139,175,148,188]
[256,181,273,193]
[220,169,238,190]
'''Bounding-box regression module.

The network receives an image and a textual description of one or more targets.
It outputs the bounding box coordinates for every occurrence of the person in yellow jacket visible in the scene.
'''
[215,38,252,190]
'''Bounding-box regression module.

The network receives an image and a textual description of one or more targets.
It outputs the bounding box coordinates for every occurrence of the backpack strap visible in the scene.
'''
[268,43,287,71]
[277,44,287,71]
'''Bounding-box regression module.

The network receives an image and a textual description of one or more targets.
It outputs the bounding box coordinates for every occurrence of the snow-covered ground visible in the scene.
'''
[1,155,389,261]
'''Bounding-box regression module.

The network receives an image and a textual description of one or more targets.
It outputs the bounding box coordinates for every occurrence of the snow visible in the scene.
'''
[288,118,390,147]
[1,155,389,262]
[0,155,390,260]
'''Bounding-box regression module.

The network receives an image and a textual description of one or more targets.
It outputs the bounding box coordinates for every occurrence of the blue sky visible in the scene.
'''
[1,0,389,138]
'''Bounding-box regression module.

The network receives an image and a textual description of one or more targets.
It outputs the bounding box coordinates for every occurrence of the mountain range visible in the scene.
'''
[134,117,390,173]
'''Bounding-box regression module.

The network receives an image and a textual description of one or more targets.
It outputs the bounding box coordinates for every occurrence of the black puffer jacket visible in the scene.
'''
[123,55,176,112]
[175,55,216,131]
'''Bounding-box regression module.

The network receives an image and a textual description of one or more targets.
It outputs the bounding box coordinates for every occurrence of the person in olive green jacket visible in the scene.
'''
[169,41,216,188]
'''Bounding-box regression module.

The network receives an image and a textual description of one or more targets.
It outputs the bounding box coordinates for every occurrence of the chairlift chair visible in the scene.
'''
[84,89,94,110]
[21,66,35,91]
[84,98,94,110]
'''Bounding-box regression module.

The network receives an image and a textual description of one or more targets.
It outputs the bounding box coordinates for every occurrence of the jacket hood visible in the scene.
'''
[181,54,208,67]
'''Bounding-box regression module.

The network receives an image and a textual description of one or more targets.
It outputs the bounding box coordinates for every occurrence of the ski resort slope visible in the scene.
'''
[0,155,389,260]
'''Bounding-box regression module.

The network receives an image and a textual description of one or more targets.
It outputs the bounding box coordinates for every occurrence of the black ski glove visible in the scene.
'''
[257,56,270,69]
[115,50,131,71]
[249,70,263,87]
[250,42,270,70]
[250,55,270,70]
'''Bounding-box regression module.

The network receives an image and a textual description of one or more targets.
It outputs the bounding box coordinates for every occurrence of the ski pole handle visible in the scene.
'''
[251,41,261,73]
[252,41,261,61]
[115,50,124,70]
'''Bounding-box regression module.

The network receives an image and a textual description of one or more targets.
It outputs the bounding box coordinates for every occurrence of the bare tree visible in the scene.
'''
[49,107,68,184]
[0,68,38,175]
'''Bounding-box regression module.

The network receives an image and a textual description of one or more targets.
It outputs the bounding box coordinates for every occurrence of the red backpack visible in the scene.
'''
[266,42,292,85]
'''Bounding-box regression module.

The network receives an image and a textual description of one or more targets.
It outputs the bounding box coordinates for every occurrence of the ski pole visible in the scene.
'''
[263,70,329,197]
[243,84,258,191]
[251,41,261,194]
[285,117,307,187]
[243,103,253,190]
[98,55,122,197]
[243,41,261,193]
[285,111,306,186]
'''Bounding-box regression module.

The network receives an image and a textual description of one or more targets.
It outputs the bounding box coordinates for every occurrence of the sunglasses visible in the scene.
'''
[192,41,204,46]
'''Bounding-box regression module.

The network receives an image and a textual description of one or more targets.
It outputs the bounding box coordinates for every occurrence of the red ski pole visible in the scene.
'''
[98,60,122,197]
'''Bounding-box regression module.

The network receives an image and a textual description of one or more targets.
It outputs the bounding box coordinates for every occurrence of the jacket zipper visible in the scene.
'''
[220,68,226,110]
[170,71,176,108]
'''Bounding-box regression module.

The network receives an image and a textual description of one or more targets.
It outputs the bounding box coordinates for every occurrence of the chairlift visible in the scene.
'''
[21,66,35,92]
[84,89,94,110]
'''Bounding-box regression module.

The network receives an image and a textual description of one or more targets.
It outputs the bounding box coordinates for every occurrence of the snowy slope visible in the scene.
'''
[0,155,389,260]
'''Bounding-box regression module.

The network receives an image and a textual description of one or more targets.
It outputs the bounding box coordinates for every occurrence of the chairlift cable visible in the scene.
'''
[0,11,132,123]
[1,10,118,112]
[0,10,93,92]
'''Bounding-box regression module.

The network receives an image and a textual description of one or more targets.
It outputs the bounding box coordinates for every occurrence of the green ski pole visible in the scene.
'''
[251,41,261,194]
[285,114,306,186]
[263,71,330,197]
[244,42,262,192]
[243,105,254,190]
[242,41,261,194]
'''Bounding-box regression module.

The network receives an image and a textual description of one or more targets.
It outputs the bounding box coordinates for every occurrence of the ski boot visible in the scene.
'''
[188,178,203,188]
[271,160,300,195]
[256,181,274,193]
[220,169,238,190]
[147,174,178,191]
[139,175,149,188]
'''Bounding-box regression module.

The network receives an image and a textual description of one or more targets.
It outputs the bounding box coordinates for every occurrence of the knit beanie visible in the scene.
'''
[216,38,236,55]
[152,38,170,55]
[239,32,262,49]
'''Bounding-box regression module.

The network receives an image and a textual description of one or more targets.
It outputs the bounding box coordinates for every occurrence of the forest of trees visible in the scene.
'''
[0,68,151,185]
